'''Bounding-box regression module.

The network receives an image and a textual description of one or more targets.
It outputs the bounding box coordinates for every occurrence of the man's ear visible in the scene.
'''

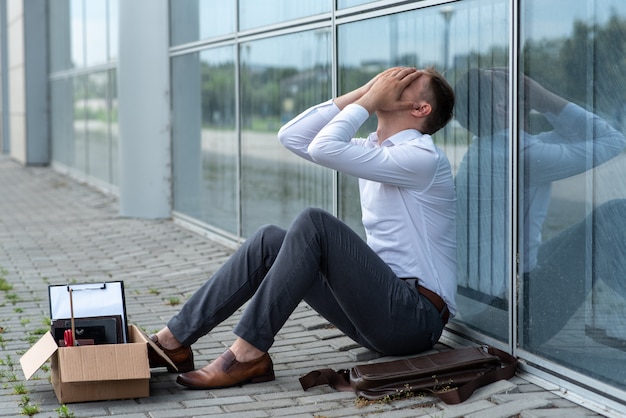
[495,100,507,116]
[411,102,432,118]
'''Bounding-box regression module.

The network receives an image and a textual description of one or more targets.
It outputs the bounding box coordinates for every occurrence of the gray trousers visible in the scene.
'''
[167,207,444,356]
[525,198,626,348]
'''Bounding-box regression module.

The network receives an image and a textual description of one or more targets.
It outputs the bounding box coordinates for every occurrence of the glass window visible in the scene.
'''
[49,0,72,72]
[109,69,119,186]
[73,75,87,172]
[337,0,511,341]
[172,46,238,235]
[337,0,378,9]
[70,0,84,68]
[240,29,332,236]
[50,0,116,69]
[238,0,330,31]
[48,0,119,187]
[50,78,74,166]
[520,0,626,389]
[109,0,118,61]
[170,0,236,46]
[452,1,510,341]
[84,0,108,66]
[86,71,110,183]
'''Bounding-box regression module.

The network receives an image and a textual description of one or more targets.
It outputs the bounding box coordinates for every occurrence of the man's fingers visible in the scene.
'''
[400,70,422,86]
[391,67,417,79]
[358,67,422,112]
[398,100,420,110]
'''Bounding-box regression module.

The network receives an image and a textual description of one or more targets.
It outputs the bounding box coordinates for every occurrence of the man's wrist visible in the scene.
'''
[354,96,375,114]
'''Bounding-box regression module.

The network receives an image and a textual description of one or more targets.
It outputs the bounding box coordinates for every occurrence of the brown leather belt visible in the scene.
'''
[417,285,450,324]
[400,278,450,324]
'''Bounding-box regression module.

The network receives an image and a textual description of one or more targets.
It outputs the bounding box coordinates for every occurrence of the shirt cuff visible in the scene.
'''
[342,103,371,126]
[315,99,341,119]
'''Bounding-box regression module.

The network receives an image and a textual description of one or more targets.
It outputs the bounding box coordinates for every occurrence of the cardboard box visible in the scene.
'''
[20,324,174,403]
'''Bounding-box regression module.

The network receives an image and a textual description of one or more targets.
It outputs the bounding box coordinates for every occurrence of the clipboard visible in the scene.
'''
[48,282,129,343]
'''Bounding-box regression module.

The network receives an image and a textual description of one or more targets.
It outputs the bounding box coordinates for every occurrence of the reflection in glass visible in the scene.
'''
[86,71,110,183]
[110,70,119,186]
[70,0,84,68]
[454,68,510,341]
[170,0,236,46]
[50,78,74,166]
[73,76,87,172]
[172,47,238,234]
[50,0,117,69]
[85,0,108,66]
[520,0,626,388]
[109,0,119,61]
[240,30,332,236]
[49,0,72,72]
[238,0,330,31]
[49,0,118,186]
[448,0,510,342]
[337,0,378,9]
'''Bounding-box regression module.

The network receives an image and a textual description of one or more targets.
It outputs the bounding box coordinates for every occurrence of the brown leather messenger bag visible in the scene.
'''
[299,345,518,404]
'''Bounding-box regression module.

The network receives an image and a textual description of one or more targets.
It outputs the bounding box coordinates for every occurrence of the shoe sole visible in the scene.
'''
[166,360,195,373]
[177,372,276,390]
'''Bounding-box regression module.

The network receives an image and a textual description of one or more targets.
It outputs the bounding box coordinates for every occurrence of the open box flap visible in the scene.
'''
[129,325,178,371]
[20,331,57,380]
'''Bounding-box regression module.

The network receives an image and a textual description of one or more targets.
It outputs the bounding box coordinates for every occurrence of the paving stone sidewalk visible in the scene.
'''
[0,155,608,417]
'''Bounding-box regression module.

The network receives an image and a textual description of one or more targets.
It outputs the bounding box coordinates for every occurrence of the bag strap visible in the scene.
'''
[299,346,518,405]
[434,346,518,404]
[299,368,351,392]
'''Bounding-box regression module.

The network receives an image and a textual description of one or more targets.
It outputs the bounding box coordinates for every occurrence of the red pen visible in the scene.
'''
[64,329,73,347]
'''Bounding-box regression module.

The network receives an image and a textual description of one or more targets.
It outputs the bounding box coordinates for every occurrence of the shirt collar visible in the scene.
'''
[369,129,423,147]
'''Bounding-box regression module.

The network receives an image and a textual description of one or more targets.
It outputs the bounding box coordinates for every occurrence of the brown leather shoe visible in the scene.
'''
[148,334,194,373]
[176,349,275,389]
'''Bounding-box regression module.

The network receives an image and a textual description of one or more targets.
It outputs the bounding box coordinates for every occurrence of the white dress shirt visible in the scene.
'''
[278,100,457,315]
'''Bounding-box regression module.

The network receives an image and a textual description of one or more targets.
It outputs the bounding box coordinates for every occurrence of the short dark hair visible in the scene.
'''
[454,68,509,137]
[421,67,455,135]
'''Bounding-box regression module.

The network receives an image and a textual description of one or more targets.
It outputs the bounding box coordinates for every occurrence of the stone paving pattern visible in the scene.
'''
[0,155,608,417]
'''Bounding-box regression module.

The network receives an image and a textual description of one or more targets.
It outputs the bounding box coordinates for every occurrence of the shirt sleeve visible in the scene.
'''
[307,104,439,190]
[525,103,626,184]
[279,102,440,190]
[277,99,340,163]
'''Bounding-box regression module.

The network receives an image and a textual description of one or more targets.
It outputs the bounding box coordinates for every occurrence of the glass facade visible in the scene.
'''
[43,0,626,408]
[239,31,332,236]
[338,0,378,9]
[172,47,238,234]
[170,0,236,45]
[435,0,511,343]
[519,0,626,389]
[48,0,119,189]
[238,0,330,31]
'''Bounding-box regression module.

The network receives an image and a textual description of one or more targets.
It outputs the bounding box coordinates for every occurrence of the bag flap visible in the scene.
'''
[351,346,499,383]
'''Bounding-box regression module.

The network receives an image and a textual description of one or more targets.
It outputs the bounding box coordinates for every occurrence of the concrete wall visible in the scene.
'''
[6,0,48,165]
